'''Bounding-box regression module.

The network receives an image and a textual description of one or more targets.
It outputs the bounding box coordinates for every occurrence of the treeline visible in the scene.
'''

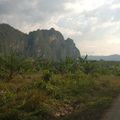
[0,54,120,81]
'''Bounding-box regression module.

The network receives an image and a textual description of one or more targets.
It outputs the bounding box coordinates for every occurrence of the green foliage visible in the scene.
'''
[0,56,120,120]
[42,70,51,82]
[0,54,34,80]
[0,54,21,80]
[80,62,95,74]
[0,91,14,107]
[0,109,21,120]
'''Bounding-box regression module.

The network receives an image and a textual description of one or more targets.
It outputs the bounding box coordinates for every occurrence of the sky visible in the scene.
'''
[0,0,120,55]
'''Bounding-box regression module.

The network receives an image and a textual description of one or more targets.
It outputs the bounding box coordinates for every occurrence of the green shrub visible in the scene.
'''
[0,91,14,107]
[42,70,51,82]
[35,80,46,89]
[0,109,21,120]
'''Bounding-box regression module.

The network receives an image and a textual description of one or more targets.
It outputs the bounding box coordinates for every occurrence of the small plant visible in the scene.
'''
[42,70,51,82]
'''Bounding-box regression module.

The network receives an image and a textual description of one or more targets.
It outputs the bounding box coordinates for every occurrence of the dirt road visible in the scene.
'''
[101,95,120,120]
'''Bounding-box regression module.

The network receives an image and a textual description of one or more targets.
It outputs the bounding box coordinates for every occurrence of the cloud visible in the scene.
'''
[0,0,120,55]
[0,0,71,27]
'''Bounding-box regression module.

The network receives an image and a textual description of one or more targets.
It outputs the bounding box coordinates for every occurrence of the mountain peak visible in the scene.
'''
[0,23,13,29]
[50,27,55,31]
[0,23,11,26]
[0,23,27,35]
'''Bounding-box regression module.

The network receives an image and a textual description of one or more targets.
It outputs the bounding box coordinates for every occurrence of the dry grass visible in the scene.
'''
[0,73,120,120]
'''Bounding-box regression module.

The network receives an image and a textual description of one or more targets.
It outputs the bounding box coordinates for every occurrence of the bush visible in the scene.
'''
[42,70,51,82]
[0,54,27,80]
[0,109,21,120]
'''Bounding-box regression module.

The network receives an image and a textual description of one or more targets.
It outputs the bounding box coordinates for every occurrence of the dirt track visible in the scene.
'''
[101,95,120,120]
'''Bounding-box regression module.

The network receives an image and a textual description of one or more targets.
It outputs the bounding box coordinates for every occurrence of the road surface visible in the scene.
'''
[101,95,120,120]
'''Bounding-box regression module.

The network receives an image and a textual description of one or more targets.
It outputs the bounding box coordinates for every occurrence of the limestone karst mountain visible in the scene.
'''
[0,24,80,60]
[0,24,27,55]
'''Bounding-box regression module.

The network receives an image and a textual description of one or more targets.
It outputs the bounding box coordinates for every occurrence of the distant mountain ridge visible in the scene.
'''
[0,23,80,60]
[84,54,120,61]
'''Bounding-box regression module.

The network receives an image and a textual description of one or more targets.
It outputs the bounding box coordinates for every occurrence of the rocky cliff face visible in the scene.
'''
[0,24,80,60]
[0,24,27,55]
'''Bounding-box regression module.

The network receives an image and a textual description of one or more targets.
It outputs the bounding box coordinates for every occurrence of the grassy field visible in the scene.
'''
[0,56,120,120]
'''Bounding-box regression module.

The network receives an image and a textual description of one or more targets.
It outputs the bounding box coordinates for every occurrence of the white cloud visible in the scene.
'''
[65,0,113,13]
[79,40,120,55]
[111,3,120,9]
[0,0,120,55]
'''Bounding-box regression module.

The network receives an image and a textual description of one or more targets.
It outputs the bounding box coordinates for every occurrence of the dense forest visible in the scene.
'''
[0,54,120,120]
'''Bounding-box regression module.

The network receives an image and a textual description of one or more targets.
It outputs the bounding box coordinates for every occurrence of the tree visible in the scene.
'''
[0,53,27,80]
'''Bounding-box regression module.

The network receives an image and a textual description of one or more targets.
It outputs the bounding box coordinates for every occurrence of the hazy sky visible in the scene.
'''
[0,0,120,55]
